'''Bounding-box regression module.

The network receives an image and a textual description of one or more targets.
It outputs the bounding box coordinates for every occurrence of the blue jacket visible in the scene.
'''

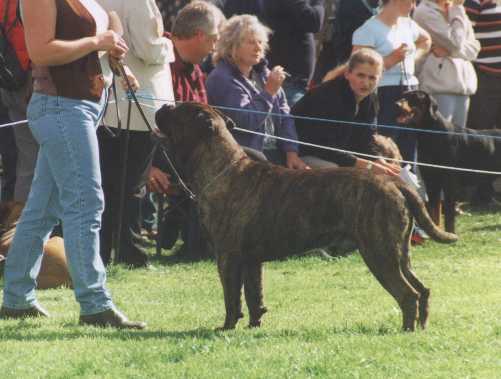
[206,59,299,153]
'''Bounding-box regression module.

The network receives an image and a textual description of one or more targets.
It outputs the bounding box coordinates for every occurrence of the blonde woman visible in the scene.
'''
[206,15,308,169]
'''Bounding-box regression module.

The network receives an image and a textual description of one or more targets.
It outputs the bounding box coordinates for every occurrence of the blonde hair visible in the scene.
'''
[322,48,384,83]
[213,14,271,64]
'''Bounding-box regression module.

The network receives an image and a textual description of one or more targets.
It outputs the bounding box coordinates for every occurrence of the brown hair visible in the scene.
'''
[322,48,384,83]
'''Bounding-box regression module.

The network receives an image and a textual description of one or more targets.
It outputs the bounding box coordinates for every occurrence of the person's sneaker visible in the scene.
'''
[411,231,425,246]
[0,304,50,319]
[79,308,146,329]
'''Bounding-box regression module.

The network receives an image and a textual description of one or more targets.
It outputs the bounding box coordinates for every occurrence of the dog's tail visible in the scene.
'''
[394,180,458,243]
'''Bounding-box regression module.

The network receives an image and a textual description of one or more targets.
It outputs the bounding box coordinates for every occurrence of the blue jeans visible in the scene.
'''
[433,93,469,129]
[378,85,418,165]
[2,92,114,315]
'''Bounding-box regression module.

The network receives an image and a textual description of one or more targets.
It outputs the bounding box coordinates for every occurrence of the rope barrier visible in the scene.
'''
[131,94,501,141]
[0,119,28,129]
[2,98,501,175]
[232,127,501,176]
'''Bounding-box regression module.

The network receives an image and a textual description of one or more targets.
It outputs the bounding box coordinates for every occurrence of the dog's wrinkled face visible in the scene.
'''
[396,90,438,126]
[155,102,235,166]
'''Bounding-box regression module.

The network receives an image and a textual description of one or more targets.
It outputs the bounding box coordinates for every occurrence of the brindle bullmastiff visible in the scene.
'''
[155,102,457,332]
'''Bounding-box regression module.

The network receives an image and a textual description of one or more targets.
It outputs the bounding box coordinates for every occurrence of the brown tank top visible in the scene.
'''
[33,0,105,101]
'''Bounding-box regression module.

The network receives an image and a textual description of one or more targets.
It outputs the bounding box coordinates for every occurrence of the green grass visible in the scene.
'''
[2,207,501,378]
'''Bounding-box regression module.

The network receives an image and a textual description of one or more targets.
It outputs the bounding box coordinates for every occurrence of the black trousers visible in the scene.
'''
[468,69,501,203]
[98,127,154,266]
[0,105,17,201]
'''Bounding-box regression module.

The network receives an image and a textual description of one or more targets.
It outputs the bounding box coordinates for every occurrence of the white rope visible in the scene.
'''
[233,127,501,176]
[3,104,501,175]
[0,119,28,129]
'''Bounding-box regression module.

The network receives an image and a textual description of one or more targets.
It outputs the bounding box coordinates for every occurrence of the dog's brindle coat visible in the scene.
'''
[156,102,457,332]
[396,90,501,234]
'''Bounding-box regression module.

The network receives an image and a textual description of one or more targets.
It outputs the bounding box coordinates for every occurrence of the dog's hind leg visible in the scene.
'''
[216,254,243,330]
[243,261,267,328]
[400,232,430,329]
[359,246,420,332]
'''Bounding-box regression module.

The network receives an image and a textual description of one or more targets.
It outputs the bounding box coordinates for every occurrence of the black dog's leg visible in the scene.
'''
[216,255,243,330]
[243,261,267,328]
[425,179,442,227]
[443,180,457,234]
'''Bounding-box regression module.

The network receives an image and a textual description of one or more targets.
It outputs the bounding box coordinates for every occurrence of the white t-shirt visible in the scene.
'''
[353,16,421,87]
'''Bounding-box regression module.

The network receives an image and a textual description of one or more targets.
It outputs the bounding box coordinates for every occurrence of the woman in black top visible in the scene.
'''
[292,48,399,175]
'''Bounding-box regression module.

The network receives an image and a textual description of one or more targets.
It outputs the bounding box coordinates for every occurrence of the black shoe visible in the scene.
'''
[79,308,146,329]
[0,304,50,319]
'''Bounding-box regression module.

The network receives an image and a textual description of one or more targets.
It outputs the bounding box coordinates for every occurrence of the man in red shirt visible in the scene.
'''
[147,1,225,259]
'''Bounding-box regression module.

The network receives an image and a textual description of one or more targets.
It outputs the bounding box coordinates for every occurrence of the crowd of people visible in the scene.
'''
[0,0,499,328]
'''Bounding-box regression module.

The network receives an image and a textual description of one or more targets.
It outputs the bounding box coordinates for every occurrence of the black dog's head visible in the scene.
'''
[155,102,236,167]
[396,90,439,126]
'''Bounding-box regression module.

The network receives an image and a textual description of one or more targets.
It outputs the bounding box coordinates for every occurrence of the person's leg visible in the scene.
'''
[467,70,501,130]
[45,95,113,315]
[433,94,455,124]
[2,94,62,310]
[116,131,153,267]
[0,126,17,202]
[97,126,120,265]
[13,125,39,202]
[467,71,501,203]
[434,94,469,129]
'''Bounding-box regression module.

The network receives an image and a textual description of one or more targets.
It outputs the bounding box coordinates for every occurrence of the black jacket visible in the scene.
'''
[262,0,324,83]
[291,76,378,166]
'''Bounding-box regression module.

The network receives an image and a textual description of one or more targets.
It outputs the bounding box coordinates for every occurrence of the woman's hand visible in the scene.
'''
[265,66,287,97]
[286,152,310,170]
[147,166,174,194]
[431,45,449,58]
[384,44,408,69]
[96,30,128,58]
[120,65,140,92]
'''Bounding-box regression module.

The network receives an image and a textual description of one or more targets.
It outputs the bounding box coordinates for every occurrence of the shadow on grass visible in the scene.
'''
[0,320,399,342]
[465,224,501,232]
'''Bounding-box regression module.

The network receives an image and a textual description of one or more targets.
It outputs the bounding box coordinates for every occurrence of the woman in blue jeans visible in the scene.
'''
[0,0,145,329]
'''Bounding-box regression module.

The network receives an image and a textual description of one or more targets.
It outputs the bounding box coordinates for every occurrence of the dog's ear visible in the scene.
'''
[155,103,175,132]
[212,107,236,130]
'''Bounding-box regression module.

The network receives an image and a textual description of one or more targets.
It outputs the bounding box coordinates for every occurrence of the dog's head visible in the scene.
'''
[155,102,236,167]
[396,90,439,126]
[370,134,403,166]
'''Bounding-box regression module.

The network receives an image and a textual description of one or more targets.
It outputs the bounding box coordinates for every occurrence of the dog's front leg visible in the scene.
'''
[244,260,267,328]
[443,181,457,234]
[216,254,243,330]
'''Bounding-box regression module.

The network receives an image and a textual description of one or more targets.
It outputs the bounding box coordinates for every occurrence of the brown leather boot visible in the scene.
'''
[0,304,50,319]
[79,308,146,329]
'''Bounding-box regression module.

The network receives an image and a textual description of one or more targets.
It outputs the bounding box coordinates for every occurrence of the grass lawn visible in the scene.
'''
[1,206,501,378]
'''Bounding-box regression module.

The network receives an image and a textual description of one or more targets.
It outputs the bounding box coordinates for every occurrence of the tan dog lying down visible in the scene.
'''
[155,102,457,332]
[0,202,72,289]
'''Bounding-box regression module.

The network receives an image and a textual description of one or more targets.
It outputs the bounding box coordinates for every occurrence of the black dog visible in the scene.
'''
[396,90,501,233]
